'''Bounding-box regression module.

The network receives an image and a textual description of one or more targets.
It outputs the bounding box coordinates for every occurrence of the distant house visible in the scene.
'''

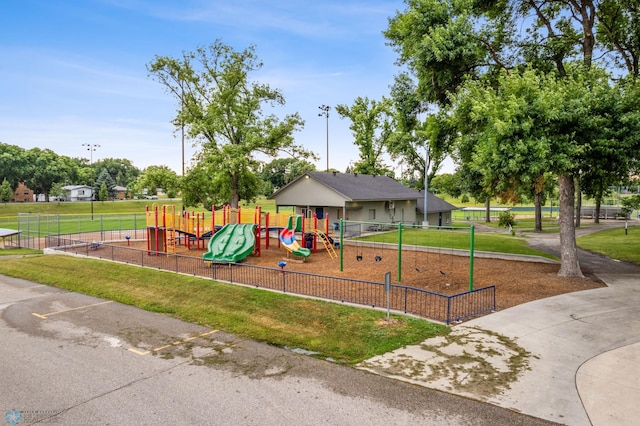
[62,185,93,202]
[113,185,128,200]
[12,183,33,203]
[268,171,457,226]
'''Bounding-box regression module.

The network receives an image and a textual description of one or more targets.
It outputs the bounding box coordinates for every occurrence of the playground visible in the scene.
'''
[134,205,604,311]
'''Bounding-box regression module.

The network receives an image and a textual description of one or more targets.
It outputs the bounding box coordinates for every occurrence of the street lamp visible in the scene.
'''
[82,143,100,220]
[318,105,330,171]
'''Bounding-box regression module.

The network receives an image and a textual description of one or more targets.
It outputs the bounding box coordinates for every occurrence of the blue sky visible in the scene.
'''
[1,0,413,176]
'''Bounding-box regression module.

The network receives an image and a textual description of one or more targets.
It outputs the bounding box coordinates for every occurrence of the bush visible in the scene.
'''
[460,194,469,203]
[498,211,516,230]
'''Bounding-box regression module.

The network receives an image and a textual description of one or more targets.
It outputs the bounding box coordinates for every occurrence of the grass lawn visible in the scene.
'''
[0,248,42,256]
[578,225,640,264]
[0,198,278,217]
[356,228,557,260]
[0,255,449,364]
[0,198,280,231]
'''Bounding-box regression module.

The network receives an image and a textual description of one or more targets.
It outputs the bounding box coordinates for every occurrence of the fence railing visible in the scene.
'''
[44,235,495,325]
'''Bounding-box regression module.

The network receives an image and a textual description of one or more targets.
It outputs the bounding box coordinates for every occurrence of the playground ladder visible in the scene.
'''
[167,228,177,255]
[314,230,337,259]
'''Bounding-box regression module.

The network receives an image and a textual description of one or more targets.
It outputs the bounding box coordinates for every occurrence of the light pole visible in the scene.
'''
[82,143,100,220]
[318,105,330,171]
[423,144,429,225]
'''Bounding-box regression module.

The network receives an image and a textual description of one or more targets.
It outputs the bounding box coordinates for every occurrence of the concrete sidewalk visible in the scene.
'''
[359,224,640,425]
[358,274,640,425]
[468,273,640,425]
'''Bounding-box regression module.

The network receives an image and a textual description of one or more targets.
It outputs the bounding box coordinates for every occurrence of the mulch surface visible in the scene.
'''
[124,237,604,311]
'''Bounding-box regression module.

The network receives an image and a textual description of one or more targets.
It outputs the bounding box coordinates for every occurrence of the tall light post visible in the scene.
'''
[423,144,429,226]
[82,143,100,220]
[318,105,330,171]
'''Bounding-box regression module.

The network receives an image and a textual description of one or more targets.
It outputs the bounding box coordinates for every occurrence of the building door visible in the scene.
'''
[315,207,324,219]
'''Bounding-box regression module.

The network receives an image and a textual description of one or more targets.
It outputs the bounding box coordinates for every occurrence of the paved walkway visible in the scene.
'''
[359,220,640,425]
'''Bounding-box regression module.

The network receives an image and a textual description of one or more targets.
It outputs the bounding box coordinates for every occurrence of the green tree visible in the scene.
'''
[95,169,116,200]
[386,74,456,189]
[452,67,556,232]
[385,0,640,277]
[0,143,28,191]
[23,148,72,202]
[430,173,462,198]
[49,182,67,203]
[136,165,179,198]
[93,158,141,187]
[335,97,395,176]
[148,40,314,208]
[98,182,109,202]
[0,178,12,202]
[259,158,316,194]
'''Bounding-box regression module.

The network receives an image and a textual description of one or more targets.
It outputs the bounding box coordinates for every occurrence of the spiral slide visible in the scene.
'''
[279,216,311,258]
[203,223,257,263]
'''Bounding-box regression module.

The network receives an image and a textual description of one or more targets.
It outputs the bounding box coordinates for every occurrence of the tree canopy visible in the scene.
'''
[336,97,395,176]
[385,0,640,277]
[148,41,315,208]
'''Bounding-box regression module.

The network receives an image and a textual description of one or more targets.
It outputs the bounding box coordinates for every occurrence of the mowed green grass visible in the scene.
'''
[578,225,640,264]
[0,198,280,231]
[356,228,557,260]
[0,255,449,364]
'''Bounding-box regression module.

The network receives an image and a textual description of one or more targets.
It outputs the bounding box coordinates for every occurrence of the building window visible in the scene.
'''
[79,190,84,195]
[368,209,376,220]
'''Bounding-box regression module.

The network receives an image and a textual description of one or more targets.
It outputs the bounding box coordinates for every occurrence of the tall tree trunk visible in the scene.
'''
[558,174,583,278]
[485,198,491,223]
[594,193,601,224]
[230,174,240,209]
[575,178,582,228]
[534,192,542,232]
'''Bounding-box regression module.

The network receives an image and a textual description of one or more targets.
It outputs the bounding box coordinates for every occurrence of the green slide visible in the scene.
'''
[203,223,257,263]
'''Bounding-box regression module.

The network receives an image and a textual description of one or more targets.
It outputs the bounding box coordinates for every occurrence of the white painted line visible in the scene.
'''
[32,300,113,319]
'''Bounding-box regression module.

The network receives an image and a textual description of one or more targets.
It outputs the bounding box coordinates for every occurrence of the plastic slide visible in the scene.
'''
[279,216,311,258]
[203,223,257,263]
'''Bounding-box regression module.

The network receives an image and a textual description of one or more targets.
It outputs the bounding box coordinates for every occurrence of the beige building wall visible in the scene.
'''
[275,177,346,208]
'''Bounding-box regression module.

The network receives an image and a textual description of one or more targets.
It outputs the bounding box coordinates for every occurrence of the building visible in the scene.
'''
[12,183,33,203]
[268,171,457,226]
[62,185,93,202]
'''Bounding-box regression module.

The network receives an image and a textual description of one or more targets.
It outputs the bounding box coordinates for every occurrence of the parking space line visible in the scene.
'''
[127,330,219,356]
[31,301,113,319]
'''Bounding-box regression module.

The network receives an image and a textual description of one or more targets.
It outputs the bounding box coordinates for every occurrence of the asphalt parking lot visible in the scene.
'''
[0,274,555,425]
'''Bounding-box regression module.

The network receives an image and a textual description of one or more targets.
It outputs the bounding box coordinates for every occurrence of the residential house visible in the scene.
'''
[113,185,128,200]
[62,185,94,202]
[12,183,33,203]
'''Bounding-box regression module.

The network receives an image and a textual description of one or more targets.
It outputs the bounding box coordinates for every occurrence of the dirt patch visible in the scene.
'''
[123,235,604,312]
[357,325,531,399]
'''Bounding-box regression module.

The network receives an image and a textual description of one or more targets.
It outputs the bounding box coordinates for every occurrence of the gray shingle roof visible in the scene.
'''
[416,194,458,214]
[269,171,458,213]
[304,171,422,201]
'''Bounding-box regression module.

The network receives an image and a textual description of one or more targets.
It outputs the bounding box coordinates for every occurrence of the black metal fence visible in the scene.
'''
[45,235,495,324]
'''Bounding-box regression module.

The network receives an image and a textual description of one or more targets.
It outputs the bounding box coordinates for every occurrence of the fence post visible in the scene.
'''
[339,219,344,272]
[469,225,475,291]
[404,287,408,313]
[397,223,402,282]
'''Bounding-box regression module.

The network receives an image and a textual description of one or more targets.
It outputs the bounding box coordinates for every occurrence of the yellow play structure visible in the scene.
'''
[145,204,336,259]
